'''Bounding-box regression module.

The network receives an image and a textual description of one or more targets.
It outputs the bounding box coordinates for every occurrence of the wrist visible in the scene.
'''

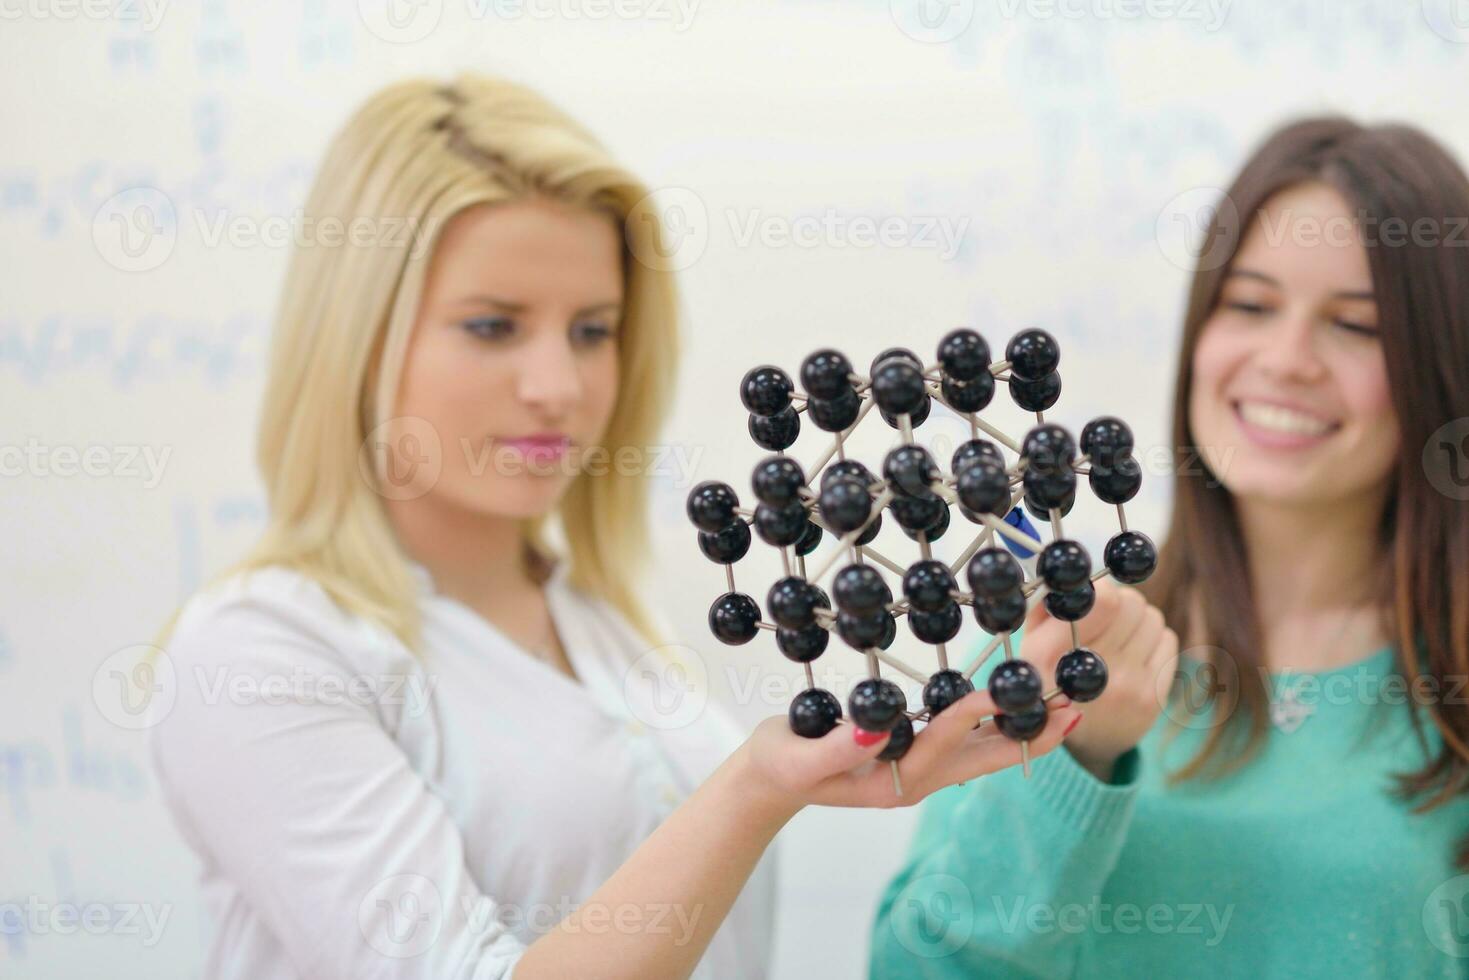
[721,741,803,831]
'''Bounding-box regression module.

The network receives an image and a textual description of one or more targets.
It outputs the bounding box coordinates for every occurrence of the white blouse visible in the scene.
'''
[148,559,775,980]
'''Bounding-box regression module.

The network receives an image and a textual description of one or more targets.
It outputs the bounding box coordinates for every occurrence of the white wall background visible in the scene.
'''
[3,2,1469,977]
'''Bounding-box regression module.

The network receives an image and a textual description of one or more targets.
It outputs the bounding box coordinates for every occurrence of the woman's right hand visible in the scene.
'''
[1018,578,1179,781]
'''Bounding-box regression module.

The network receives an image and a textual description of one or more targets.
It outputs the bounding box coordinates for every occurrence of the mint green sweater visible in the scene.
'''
[870,645,1469,978]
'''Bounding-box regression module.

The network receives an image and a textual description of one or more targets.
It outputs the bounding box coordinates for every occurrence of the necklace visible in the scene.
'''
[1268,608,1364,734]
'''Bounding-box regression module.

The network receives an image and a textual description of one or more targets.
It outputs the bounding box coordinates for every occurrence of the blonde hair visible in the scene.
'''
[157,73,679,653]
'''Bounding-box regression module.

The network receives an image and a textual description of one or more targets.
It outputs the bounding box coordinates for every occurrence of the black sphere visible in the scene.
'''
[849,677,908,732]
[748,407,800,451]
[941,371,996,413]
[880,394,932,430]
[1005,328,1061,381]
[789,688,842,738]
[995,701,1049,740]
[697,521,751,564]
[833,563,888,613]
[884,445,939,499]
[1089,454,1143,505]
[952,438,1004,475]
[923,669,974,717]
[794,519,823,557]
[888,493,946,534]
[776,625,829,663]
[974,590,1028,634]
[1056,648,1109,702]
[740,365,794,416]
[709,592,760,645]
[956,459,1011,518]
[938,328,990,382]
[902,500,950,542]
[877,715,916,761]
[808,388,862,432]
[855,511,883,546]
[903,560,957,612]
[908,601,963,644]
[1022,423,1077,473]
[871,348,923,374]
[754,501,809,547]
[1044,581,1096,622]
[767,576,820,630]
[822,458,875,489]
[1105,530,1158,585]
[1009,371,1062,412]
[1039,539,1092,593]
[836,610,887,649]
[687,481,739,533]
[871,359,928,417]
[1024,484,1075,522]
[1080,416,1135,465]
[819,476,872,534]
[1023,463,1077,512]
[752,456,806,508]
[800,348,854,400]
[967,547,1024,599]
[988,658,1043,713]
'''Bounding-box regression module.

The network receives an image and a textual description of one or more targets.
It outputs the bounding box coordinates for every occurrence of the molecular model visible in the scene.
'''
[685,329,1157,791]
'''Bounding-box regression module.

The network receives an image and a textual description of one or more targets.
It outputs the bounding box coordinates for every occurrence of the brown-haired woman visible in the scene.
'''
[871,116,1469,978]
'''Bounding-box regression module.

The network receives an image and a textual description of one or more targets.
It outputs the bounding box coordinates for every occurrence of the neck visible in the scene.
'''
[1232,489,1388,652]
[385,496,536,605]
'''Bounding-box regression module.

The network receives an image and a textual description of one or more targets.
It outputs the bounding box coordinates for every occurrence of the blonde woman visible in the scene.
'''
[147,75,1082,980]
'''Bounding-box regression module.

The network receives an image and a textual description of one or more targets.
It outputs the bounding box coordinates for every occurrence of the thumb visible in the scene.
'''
[787,719,892,782]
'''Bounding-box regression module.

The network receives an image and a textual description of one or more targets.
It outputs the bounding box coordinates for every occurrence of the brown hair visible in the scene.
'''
[1143,117,1469,863]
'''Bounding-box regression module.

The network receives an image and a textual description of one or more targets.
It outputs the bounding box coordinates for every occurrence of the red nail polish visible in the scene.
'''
[853,727,887,747]
[1063,715,1082,737]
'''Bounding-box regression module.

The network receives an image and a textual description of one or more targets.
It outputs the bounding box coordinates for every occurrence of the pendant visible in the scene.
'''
[1270,683,1316,734]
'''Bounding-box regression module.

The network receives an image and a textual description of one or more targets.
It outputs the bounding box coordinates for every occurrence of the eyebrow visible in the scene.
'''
[457,295,623,316]
[1225,268,1375,301]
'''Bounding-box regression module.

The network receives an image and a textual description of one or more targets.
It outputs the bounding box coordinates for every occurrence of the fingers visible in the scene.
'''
[936,700,1082,788]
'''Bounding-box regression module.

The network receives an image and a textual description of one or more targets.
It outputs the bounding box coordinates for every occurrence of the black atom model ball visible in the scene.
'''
[789,688,842,738]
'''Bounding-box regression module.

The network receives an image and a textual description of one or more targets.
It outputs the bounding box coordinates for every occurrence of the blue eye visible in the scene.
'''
[573,322,616,345]
[463,317,513,340]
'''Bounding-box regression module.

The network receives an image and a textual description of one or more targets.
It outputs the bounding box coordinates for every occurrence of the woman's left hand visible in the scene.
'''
[734,691,1082,813]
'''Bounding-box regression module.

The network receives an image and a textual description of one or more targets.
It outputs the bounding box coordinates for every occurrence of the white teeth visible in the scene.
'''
[1237,401,1334,437]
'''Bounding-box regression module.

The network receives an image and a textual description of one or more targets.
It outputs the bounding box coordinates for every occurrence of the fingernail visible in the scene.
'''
[853,727,887,747]
[1063,715,1082,737]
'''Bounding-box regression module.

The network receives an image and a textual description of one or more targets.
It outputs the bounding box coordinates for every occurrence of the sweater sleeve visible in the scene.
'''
[148,579,527,980]
[868,636,1145,979]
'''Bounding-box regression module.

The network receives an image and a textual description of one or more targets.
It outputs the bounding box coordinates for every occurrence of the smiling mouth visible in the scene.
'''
[1232,400,1341,440]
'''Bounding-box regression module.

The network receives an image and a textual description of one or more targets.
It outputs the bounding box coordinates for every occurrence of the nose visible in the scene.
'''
[1257,307,1327,384]
[515,327,583,419]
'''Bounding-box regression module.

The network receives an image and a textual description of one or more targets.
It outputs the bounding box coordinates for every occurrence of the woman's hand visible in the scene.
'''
[733,690,1083,815]
[1019,579,1179,781]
